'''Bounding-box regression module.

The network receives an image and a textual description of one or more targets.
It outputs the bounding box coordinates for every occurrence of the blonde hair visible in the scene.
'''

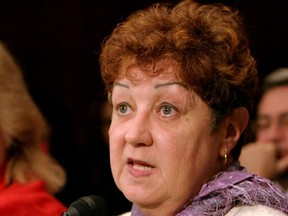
[0,42,66,194]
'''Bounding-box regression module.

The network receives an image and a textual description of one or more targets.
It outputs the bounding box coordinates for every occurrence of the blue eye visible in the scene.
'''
[116,103,131,115]
[119,104,128,113]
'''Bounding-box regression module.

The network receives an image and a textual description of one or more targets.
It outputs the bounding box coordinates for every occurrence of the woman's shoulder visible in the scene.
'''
[226,205,287,216]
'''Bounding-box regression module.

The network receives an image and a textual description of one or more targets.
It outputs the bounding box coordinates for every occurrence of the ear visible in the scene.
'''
[220,107,249,156]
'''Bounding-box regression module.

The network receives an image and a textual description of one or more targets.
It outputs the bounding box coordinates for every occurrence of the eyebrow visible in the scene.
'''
[155,82,188,89]
[257,112,288,120]
[114,82,129,89]
[113,81,188,89]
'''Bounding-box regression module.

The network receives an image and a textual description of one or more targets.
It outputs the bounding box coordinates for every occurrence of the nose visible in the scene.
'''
[125,111,153,147]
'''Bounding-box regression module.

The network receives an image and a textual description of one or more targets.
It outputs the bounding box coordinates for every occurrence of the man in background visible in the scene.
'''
[240,68,288,191]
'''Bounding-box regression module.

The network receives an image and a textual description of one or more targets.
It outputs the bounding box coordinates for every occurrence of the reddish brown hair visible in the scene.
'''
[100,0,258,159]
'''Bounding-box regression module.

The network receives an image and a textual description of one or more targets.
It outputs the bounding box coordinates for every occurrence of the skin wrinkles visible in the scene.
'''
[109,61,227,215]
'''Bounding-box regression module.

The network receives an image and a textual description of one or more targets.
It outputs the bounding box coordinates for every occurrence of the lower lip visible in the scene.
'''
[128,164,154,177]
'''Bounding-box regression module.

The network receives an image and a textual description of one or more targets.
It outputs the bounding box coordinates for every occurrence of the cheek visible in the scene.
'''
[109,124,125,170]
[160,127,203,175]
[175,125,219,171]
[256,131,267,141]
[159,132,217,199]
[109,118,124,147]
[109,123,124,146]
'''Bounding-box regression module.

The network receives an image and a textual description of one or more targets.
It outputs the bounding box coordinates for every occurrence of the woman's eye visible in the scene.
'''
[116,103,131,115]
[160,104,177,117]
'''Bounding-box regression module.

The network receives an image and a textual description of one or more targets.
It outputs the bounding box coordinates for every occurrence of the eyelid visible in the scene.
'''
[115,102,132,115]
[255,117,270,129]
[161,102,178,109]
[256,115,288,129]
[159,102,179,117]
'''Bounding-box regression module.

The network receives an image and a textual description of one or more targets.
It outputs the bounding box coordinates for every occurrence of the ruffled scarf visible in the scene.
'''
[131,162,288,215]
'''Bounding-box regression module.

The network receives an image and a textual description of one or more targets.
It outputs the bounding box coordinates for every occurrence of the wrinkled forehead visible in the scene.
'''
[117,57,183,84]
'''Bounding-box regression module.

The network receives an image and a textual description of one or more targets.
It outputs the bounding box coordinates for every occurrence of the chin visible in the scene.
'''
[124,186,159,206]
[125,192,150,205]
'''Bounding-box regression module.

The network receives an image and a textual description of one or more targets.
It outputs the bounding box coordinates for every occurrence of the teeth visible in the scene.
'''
[133,164,152,171]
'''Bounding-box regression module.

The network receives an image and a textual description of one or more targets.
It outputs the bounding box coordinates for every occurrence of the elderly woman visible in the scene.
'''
[99,0,288,215]
[0,42,66,215]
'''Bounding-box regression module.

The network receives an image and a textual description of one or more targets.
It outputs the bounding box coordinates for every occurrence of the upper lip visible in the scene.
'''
[127,158,154,167]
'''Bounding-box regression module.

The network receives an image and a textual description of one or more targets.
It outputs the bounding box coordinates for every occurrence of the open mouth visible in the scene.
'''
[127,158,154,171]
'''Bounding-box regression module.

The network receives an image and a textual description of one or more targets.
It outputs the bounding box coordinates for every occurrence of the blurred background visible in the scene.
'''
[0,0,287,215]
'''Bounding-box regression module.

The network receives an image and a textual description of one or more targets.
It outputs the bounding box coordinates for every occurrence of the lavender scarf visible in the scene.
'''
[130,162,288,215]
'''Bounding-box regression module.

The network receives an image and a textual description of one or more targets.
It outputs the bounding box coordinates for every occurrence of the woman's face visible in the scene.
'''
[109,60,226,214]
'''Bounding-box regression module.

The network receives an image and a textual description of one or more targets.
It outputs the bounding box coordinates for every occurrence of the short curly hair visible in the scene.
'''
[99,0,258,159]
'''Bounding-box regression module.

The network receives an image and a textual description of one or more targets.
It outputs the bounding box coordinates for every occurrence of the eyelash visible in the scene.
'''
[114,102,179,118]
[115,103,131,115]
[159,103,178,117]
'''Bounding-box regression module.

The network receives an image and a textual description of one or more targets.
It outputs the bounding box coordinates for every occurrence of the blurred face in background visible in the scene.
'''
[256,86,288,158]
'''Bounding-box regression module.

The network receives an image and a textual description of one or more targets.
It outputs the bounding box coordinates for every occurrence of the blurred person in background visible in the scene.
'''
[0,42,67,215]
[240,68,288,191]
